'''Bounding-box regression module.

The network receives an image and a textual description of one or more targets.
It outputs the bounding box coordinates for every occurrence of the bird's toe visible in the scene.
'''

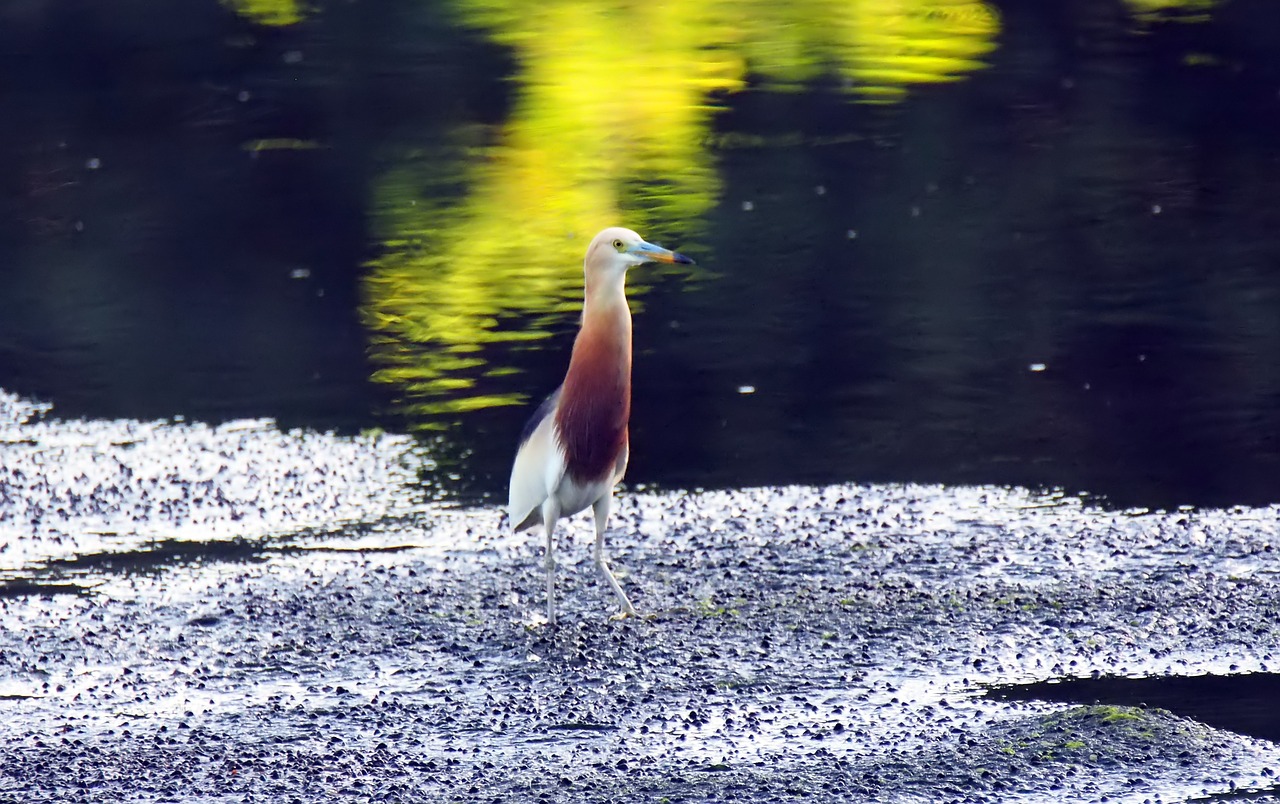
[608,607,649,622]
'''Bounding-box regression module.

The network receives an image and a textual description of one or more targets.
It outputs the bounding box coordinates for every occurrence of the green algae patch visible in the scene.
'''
[999,705,1203,768]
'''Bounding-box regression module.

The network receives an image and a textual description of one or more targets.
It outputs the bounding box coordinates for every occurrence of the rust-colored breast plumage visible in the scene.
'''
[555,311,631,484]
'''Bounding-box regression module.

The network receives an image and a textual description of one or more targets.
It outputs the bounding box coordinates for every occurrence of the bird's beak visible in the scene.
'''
[630,240,695,265]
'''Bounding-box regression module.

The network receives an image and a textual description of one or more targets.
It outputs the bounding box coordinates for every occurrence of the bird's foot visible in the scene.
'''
[608,608,652,622]
[524,611,555,630]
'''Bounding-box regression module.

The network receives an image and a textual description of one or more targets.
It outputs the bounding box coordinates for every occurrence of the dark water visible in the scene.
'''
[2,0,1279,509]
[989,673,1280,744]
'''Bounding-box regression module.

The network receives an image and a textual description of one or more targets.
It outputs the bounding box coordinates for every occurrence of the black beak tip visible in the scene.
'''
[674,253,695,265]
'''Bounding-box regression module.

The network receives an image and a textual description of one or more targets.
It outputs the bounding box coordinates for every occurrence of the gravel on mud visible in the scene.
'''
[2,390,1279,803]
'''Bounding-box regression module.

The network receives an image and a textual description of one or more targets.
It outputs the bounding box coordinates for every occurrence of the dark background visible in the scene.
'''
[2,0,1279,510]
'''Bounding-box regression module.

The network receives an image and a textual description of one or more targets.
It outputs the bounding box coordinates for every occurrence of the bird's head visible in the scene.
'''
[584,227,694,291]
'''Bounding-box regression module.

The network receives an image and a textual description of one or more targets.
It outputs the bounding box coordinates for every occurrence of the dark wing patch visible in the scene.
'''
[518,386,562,448]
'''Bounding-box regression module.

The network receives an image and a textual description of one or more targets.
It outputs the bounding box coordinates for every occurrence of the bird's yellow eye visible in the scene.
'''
[612,239,624,251]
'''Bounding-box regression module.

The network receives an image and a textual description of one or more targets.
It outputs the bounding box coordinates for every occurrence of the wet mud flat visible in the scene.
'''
[2,393,1280,802]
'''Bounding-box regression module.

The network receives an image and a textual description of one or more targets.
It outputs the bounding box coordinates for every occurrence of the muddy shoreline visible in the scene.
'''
[2,397,1279,802]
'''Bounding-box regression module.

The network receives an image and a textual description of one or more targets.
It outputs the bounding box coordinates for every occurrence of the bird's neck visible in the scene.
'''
[572,291,632,376]
[583,265,627,305]
[581,266,631,338]
[556,287,632,483]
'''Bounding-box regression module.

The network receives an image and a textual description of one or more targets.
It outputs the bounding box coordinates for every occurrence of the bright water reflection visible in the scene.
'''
[361,2,732,418]
[362,0,1002,423]
[221,0,305,26]
[1123,0,1219,23]
[2,0,1277,510]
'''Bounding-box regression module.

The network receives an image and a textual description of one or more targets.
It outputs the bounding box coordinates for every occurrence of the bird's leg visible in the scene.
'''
[541,498,560,626]
[593,494,638,618]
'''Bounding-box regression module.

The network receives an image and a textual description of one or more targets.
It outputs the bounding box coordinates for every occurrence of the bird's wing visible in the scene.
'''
[612,439,629,486]
[508,387,565,532]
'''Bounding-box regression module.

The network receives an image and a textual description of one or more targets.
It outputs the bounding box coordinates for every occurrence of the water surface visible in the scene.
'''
[2,0,1278,509]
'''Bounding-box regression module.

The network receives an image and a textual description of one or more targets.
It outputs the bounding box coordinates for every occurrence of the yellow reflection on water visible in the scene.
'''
[843,1,1000,103]
[728,0,999,102]
[363,3,736,422]
[363,0,1000,425]
[221,0,303,26]
[1123,0,1218,23]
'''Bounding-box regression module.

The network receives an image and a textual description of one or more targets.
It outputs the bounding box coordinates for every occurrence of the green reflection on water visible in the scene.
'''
[362,0,1001,427]
[731,0,1000,102]
[221,0,304,26]
[1123,0,1218,24]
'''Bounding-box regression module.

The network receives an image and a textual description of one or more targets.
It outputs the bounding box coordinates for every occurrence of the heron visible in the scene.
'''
[508,227,693,625]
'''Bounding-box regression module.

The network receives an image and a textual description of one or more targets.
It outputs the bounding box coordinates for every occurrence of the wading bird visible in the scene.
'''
[508,227,693,625]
